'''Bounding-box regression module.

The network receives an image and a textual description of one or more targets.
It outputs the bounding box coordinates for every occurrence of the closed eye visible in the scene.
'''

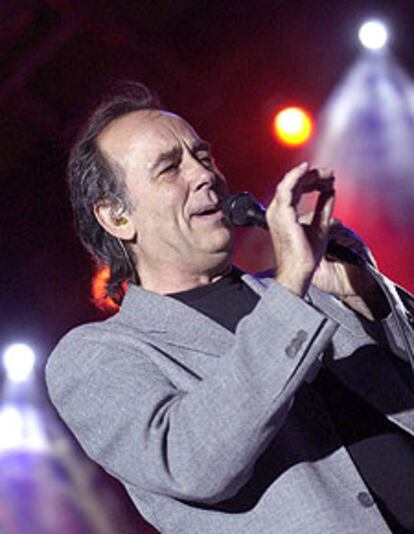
[197,153,215,168]
[159,162,179,175]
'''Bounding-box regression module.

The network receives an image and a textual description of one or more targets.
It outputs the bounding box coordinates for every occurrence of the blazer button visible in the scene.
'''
[296,329,308,342]
[284,330,308,358]
[405,310,414,326]
[284,344,297,358]
[357,491,374,508]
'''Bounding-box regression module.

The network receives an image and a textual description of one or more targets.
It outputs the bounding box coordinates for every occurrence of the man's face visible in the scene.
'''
[98,110,233,280]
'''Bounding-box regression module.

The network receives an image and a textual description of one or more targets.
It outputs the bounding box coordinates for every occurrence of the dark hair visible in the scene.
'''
[67,82,161,304]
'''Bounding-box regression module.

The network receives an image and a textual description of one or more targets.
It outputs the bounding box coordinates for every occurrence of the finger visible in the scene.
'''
[280,164,333,190]
[301,167,335,188]
[311,189,336,234]
[272,164,334,229]
[274,162,310,207]
[291,169,335,206]
[281,161,310,190]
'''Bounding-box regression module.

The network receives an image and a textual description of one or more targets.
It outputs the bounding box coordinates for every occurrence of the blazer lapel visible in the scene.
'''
[119,272,271,357]
[119,283,235,357]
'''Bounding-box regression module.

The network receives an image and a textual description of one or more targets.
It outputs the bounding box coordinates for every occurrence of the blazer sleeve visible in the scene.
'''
[46,281,337,504]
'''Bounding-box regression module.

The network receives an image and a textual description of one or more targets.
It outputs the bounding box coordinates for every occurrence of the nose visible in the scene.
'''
[188,157,217,192]
[194,171,216,192]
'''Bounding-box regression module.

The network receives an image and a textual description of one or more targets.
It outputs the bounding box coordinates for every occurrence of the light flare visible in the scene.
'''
[358,20,388,50]
[273,107,313,146]
[3,344,36,383]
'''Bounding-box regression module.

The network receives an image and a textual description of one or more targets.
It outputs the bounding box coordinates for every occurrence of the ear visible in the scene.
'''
[93,201,136,241]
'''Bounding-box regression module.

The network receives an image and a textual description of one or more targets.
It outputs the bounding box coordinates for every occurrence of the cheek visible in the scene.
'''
[161,182,185,202]
[157,190,186,229]
[135,187,187,233]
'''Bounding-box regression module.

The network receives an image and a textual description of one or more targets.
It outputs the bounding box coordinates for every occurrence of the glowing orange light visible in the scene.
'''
[273,107,313,146]
[91,264,122,313]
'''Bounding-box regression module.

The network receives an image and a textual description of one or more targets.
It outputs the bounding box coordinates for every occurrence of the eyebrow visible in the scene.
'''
[149,146,182,174]
[191,140,211,153]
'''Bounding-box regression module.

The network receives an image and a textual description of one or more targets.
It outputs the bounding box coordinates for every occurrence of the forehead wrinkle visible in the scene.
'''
[97,109,203,179]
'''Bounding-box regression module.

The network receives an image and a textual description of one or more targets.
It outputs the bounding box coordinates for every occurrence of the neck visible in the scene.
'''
[138,262,232,294]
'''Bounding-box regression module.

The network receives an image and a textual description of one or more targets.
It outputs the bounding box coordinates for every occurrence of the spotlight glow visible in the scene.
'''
[359,20,388,50]
[0,404,49,452]
[273,107,313,146]
[3,343,36,382]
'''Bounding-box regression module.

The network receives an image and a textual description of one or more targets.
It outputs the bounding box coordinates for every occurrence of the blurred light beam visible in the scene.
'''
[0,404,49,453]
[3,343,36,383]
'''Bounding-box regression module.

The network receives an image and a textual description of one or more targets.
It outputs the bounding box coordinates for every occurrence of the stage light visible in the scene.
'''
[273,107,313,146]
[358,20,388,50]
[3,343,36,383]
[0,404,49,452]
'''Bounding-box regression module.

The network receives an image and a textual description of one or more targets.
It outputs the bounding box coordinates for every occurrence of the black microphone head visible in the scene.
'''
[222,192,254,226]
[222,192,268,229]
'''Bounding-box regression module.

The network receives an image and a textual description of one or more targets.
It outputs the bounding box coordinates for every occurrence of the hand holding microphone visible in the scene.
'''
[222,192,368,266]
[222,163,375,299]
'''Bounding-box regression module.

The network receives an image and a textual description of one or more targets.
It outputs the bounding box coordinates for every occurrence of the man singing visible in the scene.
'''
[46,83,414,533]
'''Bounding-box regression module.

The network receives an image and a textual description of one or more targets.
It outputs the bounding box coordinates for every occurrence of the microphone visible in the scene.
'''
[222,191,366,267]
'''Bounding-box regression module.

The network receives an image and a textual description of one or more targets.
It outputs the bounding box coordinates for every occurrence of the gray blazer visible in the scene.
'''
[46,274,414,533]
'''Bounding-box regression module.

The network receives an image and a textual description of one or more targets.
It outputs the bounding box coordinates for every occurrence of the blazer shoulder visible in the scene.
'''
[46,311,147,377]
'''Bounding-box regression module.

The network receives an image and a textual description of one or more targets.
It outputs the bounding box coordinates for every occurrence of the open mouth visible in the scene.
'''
[192,206,223,220]
[198,207,219,216]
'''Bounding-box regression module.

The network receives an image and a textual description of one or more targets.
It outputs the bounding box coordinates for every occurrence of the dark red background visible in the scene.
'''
[1,2,414,530]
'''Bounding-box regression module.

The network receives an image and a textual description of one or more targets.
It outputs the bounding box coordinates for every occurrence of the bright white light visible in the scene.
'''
[359,20,388,50]
[0,404,49,453]
[3,343,36,382]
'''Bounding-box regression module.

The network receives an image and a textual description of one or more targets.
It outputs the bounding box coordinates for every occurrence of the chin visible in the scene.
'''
[203,228,234,255]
